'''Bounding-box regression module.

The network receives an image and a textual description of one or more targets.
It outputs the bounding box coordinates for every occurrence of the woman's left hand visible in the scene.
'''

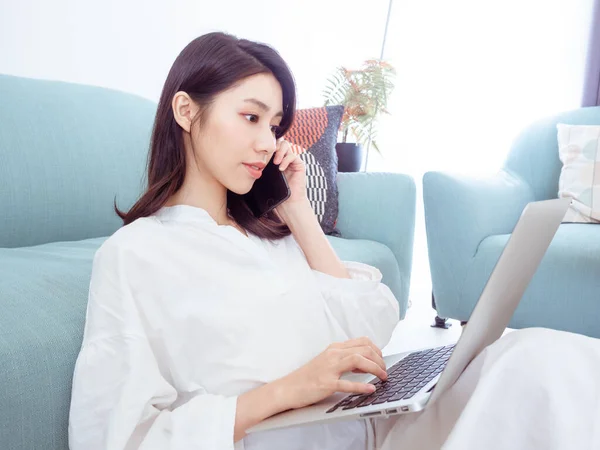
[272,138,308,205]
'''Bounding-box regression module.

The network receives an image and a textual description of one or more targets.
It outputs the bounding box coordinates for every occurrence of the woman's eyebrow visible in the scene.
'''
[243,98,283,118]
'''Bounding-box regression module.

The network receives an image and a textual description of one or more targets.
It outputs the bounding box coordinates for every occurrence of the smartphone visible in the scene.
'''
[243,158,291,218]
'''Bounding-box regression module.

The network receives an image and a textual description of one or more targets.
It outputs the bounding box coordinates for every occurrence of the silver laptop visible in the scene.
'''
[247,198,571,434]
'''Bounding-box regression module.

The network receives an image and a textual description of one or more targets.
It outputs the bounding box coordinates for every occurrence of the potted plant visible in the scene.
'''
[323,59,396,172]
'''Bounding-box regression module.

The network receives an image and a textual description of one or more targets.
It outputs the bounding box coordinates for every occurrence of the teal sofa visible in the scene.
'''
[0,74,415,449]
[424,106,600,338]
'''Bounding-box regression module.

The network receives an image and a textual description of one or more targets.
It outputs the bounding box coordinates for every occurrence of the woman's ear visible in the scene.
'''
[172,91,197,133]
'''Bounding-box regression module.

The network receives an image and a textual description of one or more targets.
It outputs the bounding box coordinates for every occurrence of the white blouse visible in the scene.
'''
[68,204,400,450]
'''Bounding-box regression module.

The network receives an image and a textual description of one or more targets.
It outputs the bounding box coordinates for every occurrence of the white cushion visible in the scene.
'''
[557,123,600,223]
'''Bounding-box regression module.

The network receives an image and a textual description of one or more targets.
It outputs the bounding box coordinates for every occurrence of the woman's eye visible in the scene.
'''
[244,114,280,135]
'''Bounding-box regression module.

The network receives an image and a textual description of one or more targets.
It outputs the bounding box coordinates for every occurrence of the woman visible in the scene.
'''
[68,32,600,450]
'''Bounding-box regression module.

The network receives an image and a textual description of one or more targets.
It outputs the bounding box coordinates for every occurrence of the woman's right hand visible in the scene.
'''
[276,337,388,411]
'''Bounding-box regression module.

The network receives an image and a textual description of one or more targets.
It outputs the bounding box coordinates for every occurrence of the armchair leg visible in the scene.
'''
[431,315,452,329]
[430,292,452,329]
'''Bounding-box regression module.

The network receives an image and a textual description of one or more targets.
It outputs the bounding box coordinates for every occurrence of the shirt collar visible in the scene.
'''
[153,205,215,224]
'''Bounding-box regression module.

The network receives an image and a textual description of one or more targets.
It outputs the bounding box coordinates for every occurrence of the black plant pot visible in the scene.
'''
[335,143,364,172]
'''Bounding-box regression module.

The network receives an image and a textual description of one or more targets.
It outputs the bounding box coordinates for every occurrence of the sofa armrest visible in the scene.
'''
[336,172,416,306]
[423,170,534,311]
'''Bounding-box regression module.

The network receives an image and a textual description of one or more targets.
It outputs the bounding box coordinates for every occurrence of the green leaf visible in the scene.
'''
[323,59,396,143]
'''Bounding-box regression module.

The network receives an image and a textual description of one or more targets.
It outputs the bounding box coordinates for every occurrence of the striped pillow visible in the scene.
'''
[285,105,344,236]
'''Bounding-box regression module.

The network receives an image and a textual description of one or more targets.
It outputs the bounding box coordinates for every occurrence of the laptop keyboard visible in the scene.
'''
[326,344,455,414]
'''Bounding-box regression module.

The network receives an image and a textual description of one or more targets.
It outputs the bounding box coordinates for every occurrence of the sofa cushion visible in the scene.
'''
[0,237,106,450]
[459,224,600,337]
[286,105,344,236]
[556,123,600,223]
[0,74,155,249]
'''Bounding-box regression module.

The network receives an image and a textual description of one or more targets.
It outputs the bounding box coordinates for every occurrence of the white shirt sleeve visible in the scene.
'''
[312,261,400,349]
[68,243,238,450]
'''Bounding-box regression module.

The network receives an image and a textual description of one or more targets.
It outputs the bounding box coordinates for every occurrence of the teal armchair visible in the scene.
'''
[423,107,600,338]
[0,74,415,450]
[332,171,416,320]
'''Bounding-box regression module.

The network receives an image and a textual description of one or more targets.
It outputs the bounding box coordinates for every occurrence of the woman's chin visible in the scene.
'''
[228,182,254,196]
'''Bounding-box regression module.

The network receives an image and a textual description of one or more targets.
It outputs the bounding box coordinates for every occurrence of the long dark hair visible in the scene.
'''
[115,32,296,239]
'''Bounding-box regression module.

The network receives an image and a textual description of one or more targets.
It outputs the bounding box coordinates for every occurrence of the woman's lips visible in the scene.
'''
[243,163,263,179]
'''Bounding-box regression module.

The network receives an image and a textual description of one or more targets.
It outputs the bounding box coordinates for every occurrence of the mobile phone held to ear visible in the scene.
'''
[243,159,291,218]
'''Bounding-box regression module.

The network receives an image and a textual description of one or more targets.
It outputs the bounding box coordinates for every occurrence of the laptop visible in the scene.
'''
[247,198,571,434]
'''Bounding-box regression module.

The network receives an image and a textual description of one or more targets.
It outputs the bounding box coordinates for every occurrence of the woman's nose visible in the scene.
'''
[256,129,277,154]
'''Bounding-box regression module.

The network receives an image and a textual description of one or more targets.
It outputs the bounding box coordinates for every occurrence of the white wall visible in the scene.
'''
[0,0,390,109]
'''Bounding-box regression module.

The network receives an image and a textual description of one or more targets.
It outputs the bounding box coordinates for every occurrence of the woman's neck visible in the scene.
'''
[165,175,230,226]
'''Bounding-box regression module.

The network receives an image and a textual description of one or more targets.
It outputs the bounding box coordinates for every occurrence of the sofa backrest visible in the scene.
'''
[503,105,600,201]
[0,74,156,248]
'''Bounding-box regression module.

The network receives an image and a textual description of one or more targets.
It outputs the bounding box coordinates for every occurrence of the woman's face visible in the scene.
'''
[190,73,284,195]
